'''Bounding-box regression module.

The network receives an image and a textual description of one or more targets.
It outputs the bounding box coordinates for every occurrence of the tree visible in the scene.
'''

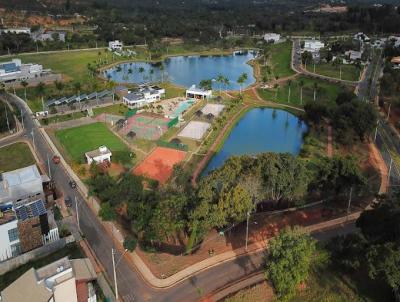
[303,102,329,125]
[237,72,248,94]
[36,82,46,111]
[301,51,313,67]
[55,80,64,96]
[199,79,212,91]
[20,80,28,101]
[99,202,116,221]
[223,77,230,92]
[216,74,225,94]
[123,236,138,252]
[287,79,292,103]
[299,79,304,105]
[265,226,316,301]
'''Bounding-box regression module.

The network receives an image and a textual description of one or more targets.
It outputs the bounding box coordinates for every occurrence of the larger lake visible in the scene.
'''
[103,51,256,90]
[202,108,308,176]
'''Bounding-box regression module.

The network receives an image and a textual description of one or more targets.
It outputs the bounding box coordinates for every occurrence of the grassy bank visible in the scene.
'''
[262,41,295,80]
[0,142,35,172]
[305,63,360,82]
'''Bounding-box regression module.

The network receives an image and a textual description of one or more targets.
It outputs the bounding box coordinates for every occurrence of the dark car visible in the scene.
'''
[64,196,73,208]
[69,180,77,189]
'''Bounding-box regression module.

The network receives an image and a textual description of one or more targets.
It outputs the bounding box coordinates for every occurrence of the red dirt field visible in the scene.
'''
[133,147,187,184]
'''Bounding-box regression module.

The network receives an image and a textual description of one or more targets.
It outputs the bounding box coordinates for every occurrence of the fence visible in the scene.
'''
[167,116,179,128]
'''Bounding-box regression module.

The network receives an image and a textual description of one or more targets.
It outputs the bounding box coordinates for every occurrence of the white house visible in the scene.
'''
[186,85,212,99]
[304,40,325,52]
[1,257,97,302]
[108,40,123,51]
[264,33,281,43]
[0,59,44,82]
[345,50,362,62]
[85,146,112,165]
[0,207,20,261]
[122,85,165,109]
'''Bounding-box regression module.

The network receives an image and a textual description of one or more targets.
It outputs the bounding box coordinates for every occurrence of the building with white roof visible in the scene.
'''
[304,40,325,52]
[122,85,165,108]
[186,85,212,99]
[108,40,123,51]
[0,28,31,35]
[264,33,281,43]
[1,257,97,302]
[85,146,112,165]
[0,58,44,83]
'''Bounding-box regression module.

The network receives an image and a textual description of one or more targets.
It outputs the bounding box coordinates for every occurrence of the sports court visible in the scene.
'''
[201,103,225,117]
[121,113,171,140]
[178,121,211,140]
[133,147,187,184]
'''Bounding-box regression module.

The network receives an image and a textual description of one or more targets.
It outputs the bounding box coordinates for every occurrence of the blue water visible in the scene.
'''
[172,99,195,118]
[202,108,308,176]
[104,51,256,91]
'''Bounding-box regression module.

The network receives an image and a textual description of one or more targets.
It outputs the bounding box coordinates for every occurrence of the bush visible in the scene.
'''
[123,236,138,252]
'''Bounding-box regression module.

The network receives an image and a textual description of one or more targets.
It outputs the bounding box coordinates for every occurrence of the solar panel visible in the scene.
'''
[30,200,46,217]
[16,206,28,221]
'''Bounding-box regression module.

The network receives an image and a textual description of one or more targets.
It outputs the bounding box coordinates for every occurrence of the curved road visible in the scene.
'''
[1,93,358,302]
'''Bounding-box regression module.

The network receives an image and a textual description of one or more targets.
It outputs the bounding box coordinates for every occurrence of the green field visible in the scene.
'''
[263,41,295,80]
[0,143,35,172]
[93,104,128,116]
[159,82,186,99]
[257,76,344,106]
[306,63,361,81]
[41,111,87,125]
[55,122,129,163]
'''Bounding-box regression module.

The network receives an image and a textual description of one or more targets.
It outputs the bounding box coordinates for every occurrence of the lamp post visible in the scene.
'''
[245,211,250,251]
[112,248,128,301]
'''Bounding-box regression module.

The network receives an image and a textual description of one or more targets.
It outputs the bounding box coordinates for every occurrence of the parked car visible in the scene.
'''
[69,180,77,189]
[64,196,72,208]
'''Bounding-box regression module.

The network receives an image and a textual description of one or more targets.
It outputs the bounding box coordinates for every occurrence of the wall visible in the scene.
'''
[0,219,19,262]
[0,235,74,275]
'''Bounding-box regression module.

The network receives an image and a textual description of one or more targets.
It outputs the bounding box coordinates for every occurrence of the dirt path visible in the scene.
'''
[368,142,389,195]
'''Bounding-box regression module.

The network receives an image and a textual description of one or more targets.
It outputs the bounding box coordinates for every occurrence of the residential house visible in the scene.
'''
[186,85,212,99]
[345,50,362,62]
[33,30,67,42]
[263,33,281,43]
[303,40,325,60]
[108,40,123,52]
[0,257,97,302]
[0,59,44,83]
[122,85,165,108]
[85,146,112,165]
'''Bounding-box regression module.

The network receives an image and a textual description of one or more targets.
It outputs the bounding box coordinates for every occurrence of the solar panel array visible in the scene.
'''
[46,90,112,107]
[15,200,47,221]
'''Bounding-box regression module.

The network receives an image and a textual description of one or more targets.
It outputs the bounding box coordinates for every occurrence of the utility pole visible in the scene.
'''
[20,109,24,130]
[112,248,119,301]
[31,130,35,151]
[339,66,342,80]
[75,196,80,231]
[245,211,250,251]
[387,103,392,121]
[47,154,52,179]
[347,187,353,220]
[4,104,10,132]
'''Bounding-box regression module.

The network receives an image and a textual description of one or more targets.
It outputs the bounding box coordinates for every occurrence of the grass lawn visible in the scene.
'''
[93,104,128,117]
[257,76,345,106]
[262,41,295,80]
[0,243,83,291]
[306,63,361,81]
[40,111,87,125]
[0,142,35,173]
[55,122,129,163]
[159,82,186,99]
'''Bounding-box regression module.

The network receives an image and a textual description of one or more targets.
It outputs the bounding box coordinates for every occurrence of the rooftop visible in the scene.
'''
[125,92,145,102]
[0,62,20,73]
[0,207,16,226]
[85,146,112,159]
[2,165,41,188]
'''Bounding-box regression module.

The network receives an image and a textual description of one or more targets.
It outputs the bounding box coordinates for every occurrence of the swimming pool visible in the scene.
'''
[171,99,195,118]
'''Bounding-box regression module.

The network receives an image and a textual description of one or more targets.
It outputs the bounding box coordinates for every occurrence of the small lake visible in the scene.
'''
[103,51,257,90]
[202,108,308,176]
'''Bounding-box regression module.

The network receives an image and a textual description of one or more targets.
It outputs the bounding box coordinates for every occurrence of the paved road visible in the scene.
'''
[1,93,361,302]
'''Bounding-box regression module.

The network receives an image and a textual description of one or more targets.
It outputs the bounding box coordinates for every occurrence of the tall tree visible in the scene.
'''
[237,72,248,94]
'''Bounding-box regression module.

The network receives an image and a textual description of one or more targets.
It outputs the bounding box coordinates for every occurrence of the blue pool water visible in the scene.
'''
[104,51,256,91]
[202,107,308,176]
[172,99,195,118]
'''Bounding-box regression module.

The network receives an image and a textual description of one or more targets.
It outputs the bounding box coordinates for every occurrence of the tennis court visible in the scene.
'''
[201,103,225,117]
[178,121,211,140]
[133,147,187,184]
[121,113,171,140]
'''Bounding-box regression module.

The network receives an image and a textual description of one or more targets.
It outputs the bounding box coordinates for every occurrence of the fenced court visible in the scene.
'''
[133,147,187,184]
[121,113,171,140]
[95,113,124,125]
[201,103,225,117]
[178,121,211,140]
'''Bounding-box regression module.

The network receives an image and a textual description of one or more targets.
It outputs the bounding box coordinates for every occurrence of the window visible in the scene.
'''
[8,228,19,242]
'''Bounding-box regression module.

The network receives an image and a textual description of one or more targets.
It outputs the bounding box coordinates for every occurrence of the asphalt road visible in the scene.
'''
[1,93,360,302]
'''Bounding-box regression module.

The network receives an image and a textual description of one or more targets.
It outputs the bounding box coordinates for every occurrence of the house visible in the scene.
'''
[354,32,370,43]
[345,50,362,62]
[0,59,44,83]
[264,33,281,43]
[0,257,97,302]
[0,28,31,35]
[303,40,325,61]
[33,30,67,42]
[391,57,400,69]
[122,85,165,108]
[108,40,123,52]
[85,146,112,165]
[186,85,212,99]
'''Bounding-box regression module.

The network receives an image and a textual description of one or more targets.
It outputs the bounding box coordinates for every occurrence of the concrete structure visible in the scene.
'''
[303,40,325,61]
[201,103,225,117]
[0,165,44,206]
[186,85,212,99]
[85,146,112,165]
[0,59,44,83]
[33,30,67,42]
[263,33,281,43]
[0,28,31,35]
[108,40,123,51]
[123,85,165,108]
[389,36,400,48]
[0,257,97,302]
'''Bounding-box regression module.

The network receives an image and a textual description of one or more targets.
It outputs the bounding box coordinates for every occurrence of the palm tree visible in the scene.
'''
[274,83,279,100]
[223,77,230,93]
[36,82,46,111]
[149,69,154,81]
[107,80,116,103]
[299,80,304,105]
[55,80,64,96]
[73,81,82,108]
[159,64,165,83]
[20,80,28,101]
[237,72,248,94]
[91,81,99,105]
[313,82,318,101]
[216,74,225,94]
[287,79,292,103]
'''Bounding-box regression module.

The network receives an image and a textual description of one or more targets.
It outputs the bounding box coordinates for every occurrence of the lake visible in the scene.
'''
[202,107,308,176]
[103,51,256,90]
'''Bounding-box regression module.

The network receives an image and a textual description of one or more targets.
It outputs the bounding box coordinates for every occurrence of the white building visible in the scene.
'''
[0,28,31,35]
[1,257,97,302]
[0,59,44,83]
[108,40,123,51]
[123,85,165,108]
[85,146,112,165]
[345,50,362,61]
[304,40,325,52]
[354,32,370,43]
[186,85,212,99]
[264,33,281,43]
[0,207,20,261]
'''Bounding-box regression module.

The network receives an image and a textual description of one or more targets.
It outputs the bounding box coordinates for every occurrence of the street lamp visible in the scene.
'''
[112,248,128,301]
[245,211,250,251]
